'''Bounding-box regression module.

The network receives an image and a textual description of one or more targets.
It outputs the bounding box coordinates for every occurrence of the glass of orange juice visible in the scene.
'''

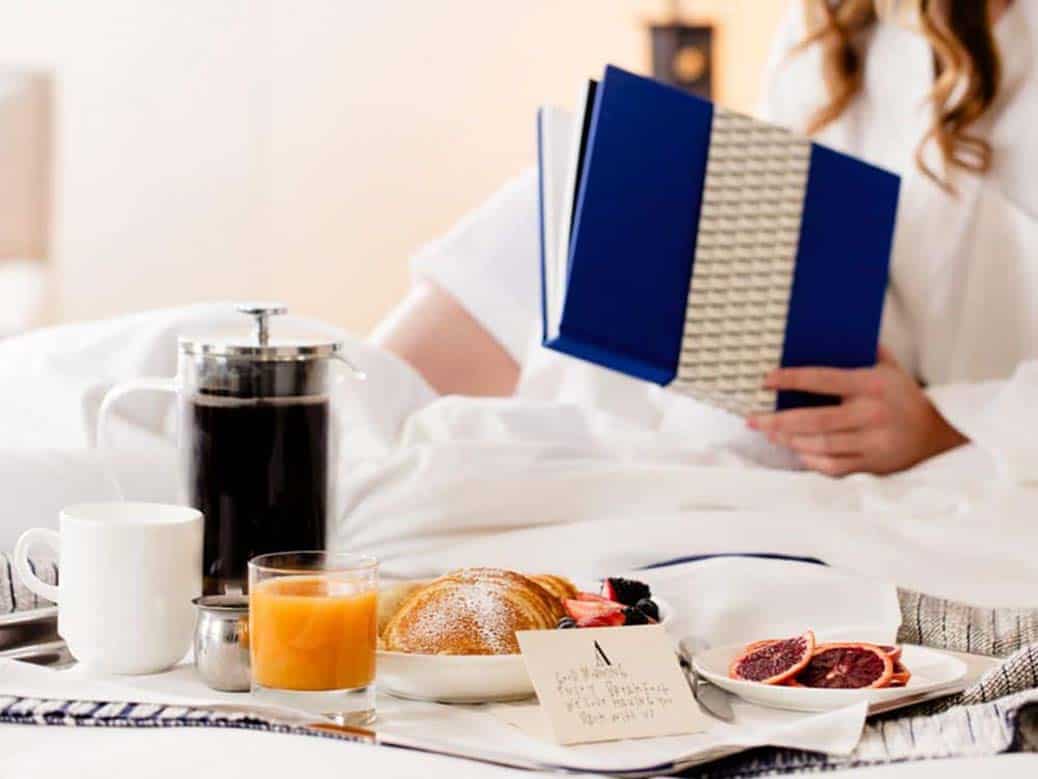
[248,552,378,725]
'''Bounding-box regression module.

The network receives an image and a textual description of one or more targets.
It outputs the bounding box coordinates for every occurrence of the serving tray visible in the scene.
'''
[0,606,58,650]
[0,606,71,668]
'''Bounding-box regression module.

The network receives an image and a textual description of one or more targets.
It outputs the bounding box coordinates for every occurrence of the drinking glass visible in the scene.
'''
[248,552,378,725]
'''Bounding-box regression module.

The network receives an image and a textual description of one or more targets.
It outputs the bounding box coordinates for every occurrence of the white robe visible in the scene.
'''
[760,1,1038,482]
[412,1,1038,482]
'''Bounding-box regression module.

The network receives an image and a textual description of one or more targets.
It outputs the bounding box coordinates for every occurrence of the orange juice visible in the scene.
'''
[250,575,377,691]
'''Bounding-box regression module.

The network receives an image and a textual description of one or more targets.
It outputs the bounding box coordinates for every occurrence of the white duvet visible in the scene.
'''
[0,304,1035,606]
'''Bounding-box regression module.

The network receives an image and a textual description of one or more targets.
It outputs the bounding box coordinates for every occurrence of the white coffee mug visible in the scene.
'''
[14,502,203,674]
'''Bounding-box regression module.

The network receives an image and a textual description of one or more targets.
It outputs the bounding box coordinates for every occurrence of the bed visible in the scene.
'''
[1,305,1036,776]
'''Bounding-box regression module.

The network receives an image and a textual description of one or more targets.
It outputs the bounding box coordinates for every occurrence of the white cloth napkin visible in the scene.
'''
[633,557,903,647]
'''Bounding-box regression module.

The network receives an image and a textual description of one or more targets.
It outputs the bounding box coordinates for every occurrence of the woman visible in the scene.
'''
[376,0,1035,479]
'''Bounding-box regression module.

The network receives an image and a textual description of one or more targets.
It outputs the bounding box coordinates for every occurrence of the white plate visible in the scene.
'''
[693,642,968,713]
[378,597,672,703]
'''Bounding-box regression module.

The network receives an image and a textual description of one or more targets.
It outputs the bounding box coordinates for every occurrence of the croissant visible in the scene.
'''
[381,568,567,655]
[528,573,579,602]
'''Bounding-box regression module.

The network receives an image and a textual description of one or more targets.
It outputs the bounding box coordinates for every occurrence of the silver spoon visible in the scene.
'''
[677,637,734,722]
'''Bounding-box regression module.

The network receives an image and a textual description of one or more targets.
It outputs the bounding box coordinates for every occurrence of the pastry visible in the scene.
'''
[377,579,430,636]
[529,573,578,602]
[381,567,564,655]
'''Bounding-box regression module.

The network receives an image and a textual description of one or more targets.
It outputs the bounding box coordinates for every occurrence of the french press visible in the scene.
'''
[97,303,362,594]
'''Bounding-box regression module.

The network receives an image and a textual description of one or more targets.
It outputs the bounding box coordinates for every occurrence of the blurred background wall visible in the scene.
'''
[0,0,791,334]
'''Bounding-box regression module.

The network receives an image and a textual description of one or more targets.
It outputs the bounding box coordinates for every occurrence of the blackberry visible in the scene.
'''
[635,598,659,622]
[622,606,650,626]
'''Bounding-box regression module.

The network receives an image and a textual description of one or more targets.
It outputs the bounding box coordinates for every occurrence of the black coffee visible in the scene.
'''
[188,394,329,593]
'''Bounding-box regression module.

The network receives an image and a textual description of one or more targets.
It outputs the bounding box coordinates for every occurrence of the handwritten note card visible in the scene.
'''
[516,624,711,745]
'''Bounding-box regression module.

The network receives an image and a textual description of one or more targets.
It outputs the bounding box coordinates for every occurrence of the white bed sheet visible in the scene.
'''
[1,305,1037,605]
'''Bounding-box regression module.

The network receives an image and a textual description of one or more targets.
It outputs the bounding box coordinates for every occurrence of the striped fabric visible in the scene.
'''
[0,553,57,613]
[897,588,1038,659]
[0,695,370,745]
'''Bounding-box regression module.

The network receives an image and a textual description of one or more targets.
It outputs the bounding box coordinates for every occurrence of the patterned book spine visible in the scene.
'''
[670,108,811,416]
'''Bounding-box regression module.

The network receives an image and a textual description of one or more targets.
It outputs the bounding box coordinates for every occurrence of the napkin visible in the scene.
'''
[632,556,903,647]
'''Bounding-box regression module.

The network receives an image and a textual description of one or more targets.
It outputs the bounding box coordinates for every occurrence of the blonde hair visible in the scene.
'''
[798,0,1002,188]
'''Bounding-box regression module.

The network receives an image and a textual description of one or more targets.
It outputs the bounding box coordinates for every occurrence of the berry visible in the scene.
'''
[602,577,651,606]
[564,598,625,627]
[622,607,650,626]
[581,613,626,628]
[557,617,577,629]
[575,591,616,604]
[635,598,659,622]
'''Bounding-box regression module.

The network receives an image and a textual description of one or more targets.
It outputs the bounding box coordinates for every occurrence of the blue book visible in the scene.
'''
[538,66,901,414]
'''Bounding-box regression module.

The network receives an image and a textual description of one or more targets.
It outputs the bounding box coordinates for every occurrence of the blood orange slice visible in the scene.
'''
[729,631,815,685]
[888,660,911,687]
[795,643,893,689]
[743,638,781,653]
[878,644,902,663]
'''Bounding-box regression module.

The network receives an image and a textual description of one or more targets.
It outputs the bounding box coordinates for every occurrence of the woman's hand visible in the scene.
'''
[747,347,967,476]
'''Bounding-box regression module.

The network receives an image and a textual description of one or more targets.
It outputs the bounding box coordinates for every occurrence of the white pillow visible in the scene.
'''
[0,302,437,555]
[0,448,178,553]
[0,303,233,447]
[0,259,49,337]
[2,302,431,448]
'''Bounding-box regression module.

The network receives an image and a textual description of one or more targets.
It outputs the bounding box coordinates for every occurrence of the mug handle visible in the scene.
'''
[13,528,60,603]
[95,377,177,498]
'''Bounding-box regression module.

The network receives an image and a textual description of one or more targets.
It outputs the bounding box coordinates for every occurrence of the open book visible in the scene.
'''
[537,66,901,415]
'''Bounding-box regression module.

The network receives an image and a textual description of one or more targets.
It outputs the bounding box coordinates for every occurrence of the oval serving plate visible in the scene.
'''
[377,597,673,703]
[693,642,968,713]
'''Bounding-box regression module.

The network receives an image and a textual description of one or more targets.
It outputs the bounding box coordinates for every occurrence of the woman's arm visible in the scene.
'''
[371,279,520,397]
[373,170,540,398]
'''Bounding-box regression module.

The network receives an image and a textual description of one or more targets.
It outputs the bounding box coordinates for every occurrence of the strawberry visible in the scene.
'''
[575,591,617,604]
[564,598,625,627]
[581,612,626,628]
